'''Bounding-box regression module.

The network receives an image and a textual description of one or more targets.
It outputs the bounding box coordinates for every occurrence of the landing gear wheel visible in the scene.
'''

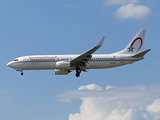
[76,72,80,77]
[21,72,24,75]
[75,67,81,77]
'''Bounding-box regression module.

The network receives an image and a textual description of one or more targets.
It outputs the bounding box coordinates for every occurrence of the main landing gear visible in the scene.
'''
[76,67,81,77]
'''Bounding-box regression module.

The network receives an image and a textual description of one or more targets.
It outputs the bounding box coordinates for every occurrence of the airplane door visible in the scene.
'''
[23,58,30,69]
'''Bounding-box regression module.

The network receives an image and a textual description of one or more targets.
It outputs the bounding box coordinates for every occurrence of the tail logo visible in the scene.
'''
[128,46,134,52]
[128,37,143,52]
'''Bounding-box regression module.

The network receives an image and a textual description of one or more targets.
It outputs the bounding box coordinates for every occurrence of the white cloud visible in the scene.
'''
[105,108,137,120]
[116,4,151,20]
[104,0,139,5]
[106,85,116,90]
[147,99,160,114]
[146,99,160,120]
[58,84,160,120]
[78,84,102,91]
[103,0,151,20]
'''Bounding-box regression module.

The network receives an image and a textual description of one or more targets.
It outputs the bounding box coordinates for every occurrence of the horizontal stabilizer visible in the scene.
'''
[132,49,151,58]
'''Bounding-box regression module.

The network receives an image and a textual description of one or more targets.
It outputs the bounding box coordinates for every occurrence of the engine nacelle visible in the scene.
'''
[56,61,70,69]
[54,69,69,75]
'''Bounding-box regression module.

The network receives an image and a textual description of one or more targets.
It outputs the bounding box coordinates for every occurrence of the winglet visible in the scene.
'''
[70,36,105,63]
[97,36,105,47]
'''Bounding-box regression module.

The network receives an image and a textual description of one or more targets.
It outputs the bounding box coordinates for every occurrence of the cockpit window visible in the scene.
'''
[14,59,18,61]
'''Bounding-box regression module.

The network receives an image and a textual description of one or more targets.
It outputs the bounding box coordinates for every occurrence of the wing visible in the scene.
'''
[70,36,105,66]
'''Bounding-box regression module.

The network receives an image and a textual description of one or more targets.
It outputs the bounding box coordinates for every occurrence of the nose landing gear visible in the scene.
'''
[16,69,24,76]
[20,71,24,75]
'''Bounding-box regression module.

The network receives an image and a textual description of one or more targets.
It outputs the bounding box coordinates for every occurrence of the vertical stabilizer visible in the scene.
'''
[116,29,146,54]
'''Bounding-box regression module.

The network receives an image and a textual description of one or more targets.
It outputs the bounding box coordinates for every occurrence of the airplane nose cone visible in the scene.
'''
[7,63,10,67]
[7,62,12,67]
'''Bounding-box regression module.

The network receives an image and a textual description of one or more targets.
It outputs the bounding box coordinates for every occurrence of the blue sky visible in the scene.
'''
[1,0,160,120]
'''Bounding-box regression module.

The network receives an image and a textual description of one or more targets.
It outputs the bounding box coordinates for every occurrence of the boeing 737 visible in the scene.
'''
[7,29,150,77]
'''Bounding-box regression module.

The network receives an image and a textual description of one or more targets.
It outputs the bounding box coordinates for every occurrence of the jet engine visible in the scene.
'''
[56,61,70,69]
[54,69,70,75]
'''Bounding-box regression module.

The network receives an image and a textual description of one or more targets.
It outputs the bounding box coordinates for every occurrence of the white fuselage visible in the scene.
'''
[6,29,149,77]
[7,54,141,71]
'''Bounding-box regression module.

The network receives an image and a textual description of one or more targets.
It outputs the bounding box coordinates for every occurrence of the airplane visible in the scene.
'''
[7,29,150,77]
